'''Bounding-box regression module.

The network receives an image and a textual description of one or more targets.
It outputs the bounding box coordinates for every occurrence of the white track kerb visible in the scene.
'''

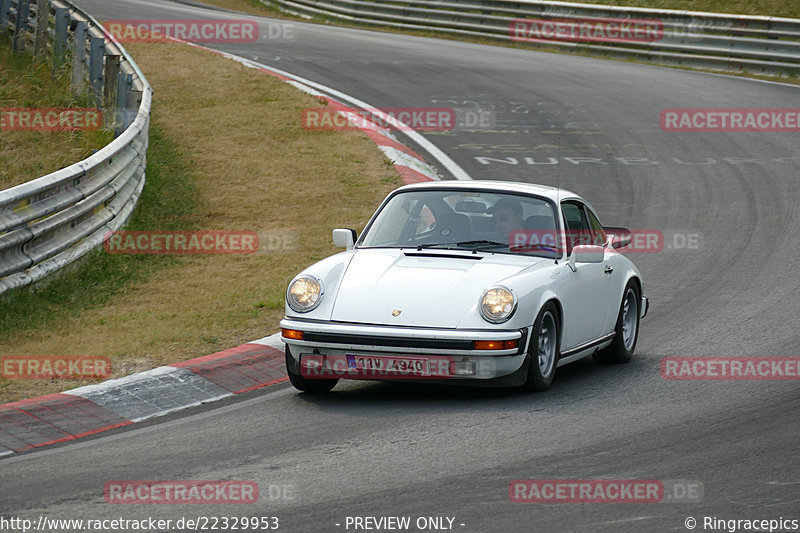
[66,333,287,423]
[0,40,473,457]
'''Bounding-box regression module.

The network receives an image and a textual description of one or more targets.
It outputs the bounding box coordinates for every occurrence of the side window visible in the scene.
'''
[561,202,590,254]
[585,208,607,246]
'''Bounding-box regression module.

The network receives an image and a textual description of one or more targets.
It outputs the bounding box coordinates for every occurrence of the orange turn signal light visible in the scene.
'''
[282,328,304,340]
[473,339,519,350]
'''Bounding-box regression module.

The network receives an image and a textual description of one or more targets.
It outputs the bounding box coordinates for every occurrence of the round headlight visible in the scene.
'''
[287,275,323,312]
[480,286,517,323]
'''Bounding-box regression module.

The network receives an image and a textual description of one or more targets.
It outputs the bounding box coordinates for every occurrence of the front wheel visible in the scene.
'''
[594,281,640,364]
[285,347,338,392]
[522,302,560,392]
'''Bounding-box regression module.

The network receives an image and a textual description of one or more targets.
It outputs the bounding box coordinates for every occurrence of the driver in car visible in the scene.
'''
[489,197,524,244]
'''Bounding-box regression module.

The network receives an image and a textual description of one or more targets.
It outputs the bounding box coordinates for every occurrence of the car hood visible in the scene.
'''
[329,248,546,328]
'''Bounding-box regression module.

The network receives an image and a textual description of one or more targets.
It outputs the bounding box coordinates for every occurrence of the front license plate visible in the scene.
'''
[346,354,431,376]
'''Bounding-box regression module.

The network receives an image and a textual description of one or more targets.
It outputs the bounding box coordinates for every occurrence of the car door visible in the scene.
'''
[558,201,614,349]
[584,205,621,335]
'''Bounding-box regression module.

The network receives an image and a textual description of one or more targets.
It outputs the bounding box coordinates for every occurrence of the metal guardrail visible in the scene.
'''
[0,0,151,295]
[271,0,800,76]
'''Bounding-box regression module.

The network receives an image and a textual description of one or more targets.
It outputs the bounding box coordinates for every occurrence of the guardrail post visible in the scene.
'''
[33,0,47,56]
[52,5,67,69]
[0,0,11,32]
[89,33,105,106]
[130,86,143,110]
[70,20,87,94]
[13,0,31,52]
[103,53,120,129]
[115,71,132,137]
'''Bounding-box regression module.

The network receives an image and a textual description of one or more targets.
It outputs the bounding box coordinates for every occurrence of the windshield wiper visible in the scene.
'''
[415,240,508,252]
[413,240,508,251]
[414,242,464,250]
[413,241,556,254]
[456,240,507,249]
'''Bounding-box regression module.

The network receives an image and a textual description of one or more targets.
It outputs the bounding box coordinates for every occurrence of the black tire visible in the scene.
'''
[522,302,560,392]
[594,281,640,364]
[285,347,338,392]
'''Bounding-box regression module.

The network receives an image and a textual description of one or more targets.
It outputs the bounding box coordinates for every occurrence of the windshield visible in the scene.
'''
[359,189,560,258]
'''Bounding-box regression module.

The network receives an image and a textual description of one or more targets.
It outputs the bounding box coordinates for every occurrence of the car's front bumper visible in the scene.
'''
[280,318,531,383]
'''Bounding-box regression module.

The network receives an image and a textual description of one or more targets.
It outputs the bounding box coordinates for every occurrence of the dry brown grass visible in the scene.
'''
[196,0,282,17]
[542,0,800,18]
[0,38,400,404]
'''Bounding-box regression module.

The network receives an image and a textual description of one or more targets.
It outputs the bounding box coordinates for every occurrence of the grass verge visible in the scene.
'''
[188,0,284,17]
[0,37,400,404]
[528,0,800,18]
[0,36,114,190]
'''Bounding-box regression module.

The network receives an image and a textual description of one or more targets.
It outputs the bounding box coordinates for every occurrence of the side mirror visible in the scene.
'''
[568,244,604,272]
[332,228,357,250]
[604,226,632,249]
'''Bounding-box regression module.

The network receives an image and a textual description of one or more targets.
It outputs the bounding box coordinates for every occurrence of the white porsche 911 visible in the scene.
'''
[280,180,648,392]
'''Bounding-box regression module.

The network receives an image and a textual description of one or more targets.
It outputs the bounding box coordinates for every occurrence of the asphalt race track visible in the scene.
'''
[1,1,798,531]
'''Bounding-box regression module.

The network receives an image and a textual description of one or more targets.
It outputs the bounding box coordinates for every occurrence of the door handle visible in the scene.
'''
[604,265,614,274]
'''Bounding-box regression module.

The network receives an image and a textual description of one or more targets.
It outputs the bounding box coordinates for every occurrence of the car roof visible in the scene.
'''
[396,180,582,203]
